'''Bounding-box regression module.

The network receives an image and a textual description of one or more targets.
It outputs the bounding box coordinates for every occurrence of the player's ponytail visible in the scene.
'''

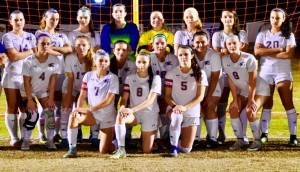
[179,45,201,82]
[272,8,291,39]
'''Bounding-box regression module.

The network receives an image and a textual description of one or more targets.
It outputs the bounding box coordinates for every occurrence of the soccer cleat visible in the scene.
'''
[63,148,77,158]
[229,139,245,150]
[158,139,168,150]
[261,133,268,144]
[170,146,179,157]
[193,140,201,149]
[53,134,62,143]
[288,135,298,147]
[217,126,226,144]
[21,139,30,150]
[91,138,100,148]
[207,139,218,149]
[10,139,22,148]
[110,149,126,159]
[247,140,262,151]
[39,135,47,144]
[58,138,69,149]
[46,140,57,150]
[243,136,249,145]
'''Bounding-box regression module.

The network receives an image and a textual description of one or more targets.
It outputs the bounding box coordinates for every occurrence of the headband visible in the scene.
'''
[78,7,91,16]
[272,8,286,18]
[10,10,23,19]
[44,8,58,17]
[95,50,109,60]
[153,34,167,41]
[36,33,50,40]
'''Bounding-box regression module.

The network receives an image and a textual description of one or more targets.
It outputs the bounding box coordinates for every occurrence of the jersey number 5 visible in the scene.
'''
[181,81,187,90]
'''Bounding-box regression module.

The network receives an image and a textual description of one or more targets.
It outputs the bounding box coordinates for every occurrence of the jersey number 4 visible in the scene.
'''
[39,72,45,81]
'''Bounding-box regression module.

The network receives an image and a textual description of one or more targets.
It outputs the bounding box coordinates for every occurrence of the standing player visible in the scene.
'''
[20,34,60,150]
[36,8,72,144]
[110,40,137,146]
[59,35,94,148]
[111,52,161,158]
[254,8,298,146]
[174,7,210,55]
[136,11,174,54]
[68,6,101,52]
[192,31,222,148]
[63,50,119,158]
[150,34,179,149]
[164,45,207,157]
[2,10,36,147]
[101,3,139,60]
[222,34,270,151]
[212,9,249,144]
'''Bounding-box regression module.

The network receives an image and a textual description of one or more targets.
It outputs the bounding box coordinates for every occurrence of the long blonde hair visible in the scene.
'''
[184,7,203,31]
[40,8,59,30]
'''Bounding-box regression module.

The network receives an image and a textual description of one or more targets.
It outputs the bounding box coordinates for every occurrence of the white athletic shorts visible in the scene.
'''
[206,82,222,97]
[20,89,48,99]
[259,72,293,85]
[61,78,80,97]
[93,110,116,129]
[236,77,270,97]
[1,72,23,89]
[134,112,158,132]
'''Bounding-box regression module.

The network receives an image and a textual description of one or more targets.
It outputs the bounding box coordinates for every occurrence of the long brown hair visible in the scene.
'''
[74,35,94,72]
[77,6,95,38]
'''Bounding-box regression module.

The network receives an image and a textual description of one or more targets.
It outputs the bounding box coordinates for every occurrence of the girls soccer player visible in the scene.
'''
[150,34,179,149]
[212,9,249,144]
[2,10,36,147]
[60,35,94,148]
[68,6,101,52]
[111,52,161,158]
[101,3,139,60]
[36,8,72,143]
[192,31,222,148]
[137,11,174,54]
[174,7,210,55]
[20,34,61,150]
[164,45,208,157]
[63,50,119,158]
[222,34,270,151]
[254,8,298,146]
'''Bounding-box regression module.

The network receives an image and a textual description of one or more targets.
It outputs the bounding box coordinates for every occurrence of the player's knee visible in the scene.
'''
[23,110,39,130]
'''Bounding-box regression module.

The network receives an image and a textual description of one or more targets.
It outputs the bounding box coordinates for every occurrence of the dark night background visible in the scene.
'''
[0,0,299,43]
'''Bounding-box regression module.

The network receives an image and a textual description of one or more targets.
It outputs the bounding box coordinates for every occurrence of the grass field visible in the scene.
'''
[0,57,299,171]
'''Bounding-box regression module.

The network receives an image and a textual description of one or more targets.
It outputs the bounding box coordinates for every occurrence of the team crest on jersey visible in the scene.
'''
[48,63,55,67]
[133,80,136,82]
[104,79,109,83]
[74,65,77,67]
[239,62,246,67]
[26,37,33,40]
[204,60,210,65]
[58,34,64,38]
[176,74,180,77]
[165,61,173,66]
[125,68,131,72]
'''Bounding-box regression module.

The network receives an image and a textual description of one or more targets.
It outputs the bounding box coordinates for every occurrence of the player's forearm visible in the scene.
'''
[88,94,115,112]
[183,85,205,110]
[254,47,282,56]
[52,45,72,55]
[7,49,33,62]
[132,92,157,113]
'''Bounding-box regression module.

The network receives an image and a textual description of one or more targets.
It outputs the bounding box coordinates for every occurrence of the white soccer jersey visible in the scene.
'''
[64,53,86,91]
[222,52,257,96]
[21,54,61,94]
[123,74,161,114]
[212,30,248,49]
[174,29,210,46]
[2,31,36,74]
[81,71,119,120]
[255,30,296,74]
[194,48,222,81]
[68,30,100,49]
[165,66,208,117]
[118,60,137,94]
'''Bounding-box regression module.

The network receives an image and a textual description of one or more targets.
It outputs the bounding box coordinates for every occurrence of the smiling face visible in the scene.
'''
[136,54,150,72]
[221,10,235,27]
[9,13,25,31]
[192,34,209,53]
[270,10,285,29]
[112,5,127,22]
[178,47,193,68]
[225,36,240,54]
[77,10,91,27]
[37,36,52,53]
[45,13,60,29]
[75,38,90,57]
[150,11,164,30]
